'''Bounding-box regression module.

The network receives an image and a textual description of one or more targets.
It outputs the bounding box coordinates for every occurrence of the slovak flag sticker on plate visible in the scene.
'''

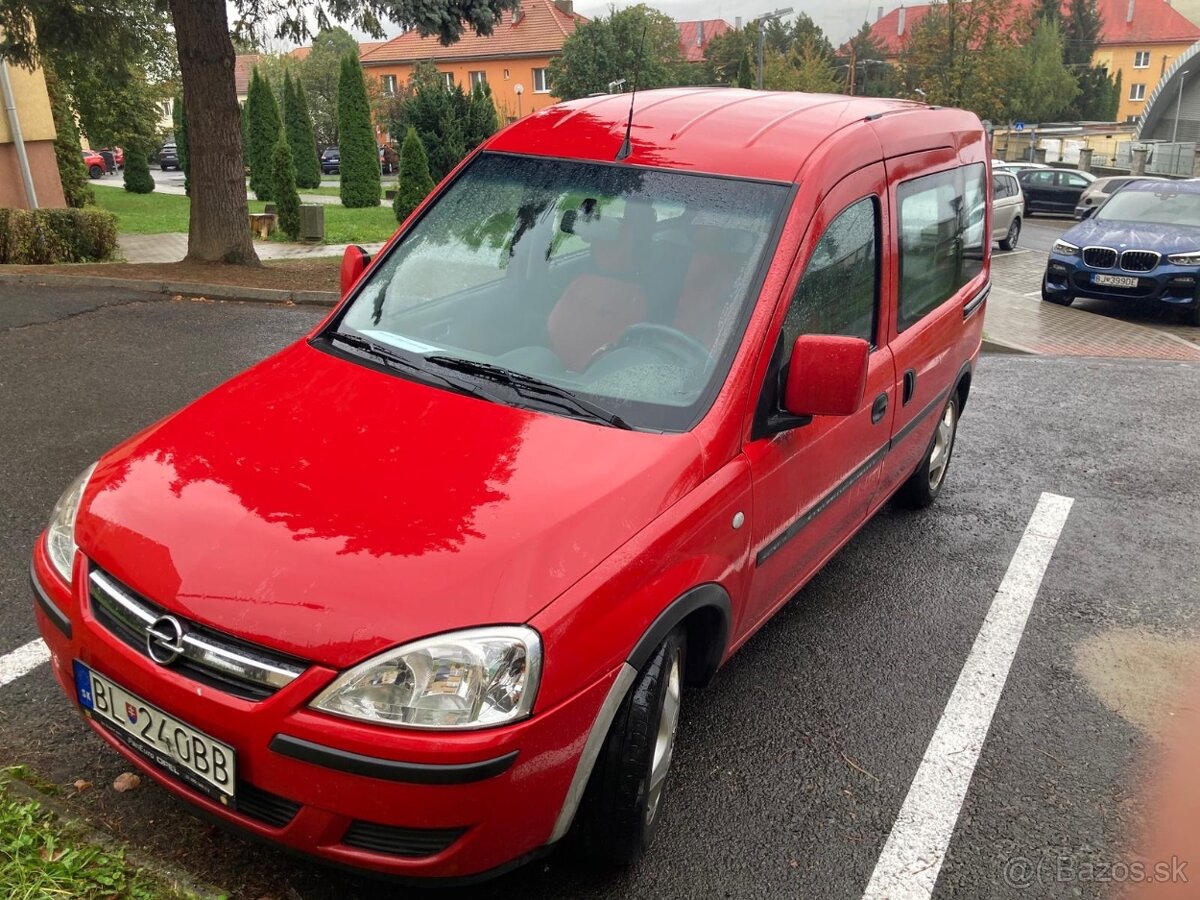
[125,702,138,724]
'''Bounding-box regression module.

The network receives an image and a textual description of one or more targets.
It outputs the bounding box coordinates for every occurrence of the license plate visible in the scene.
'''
[73,661,236,803]
[1093,273,1139,288]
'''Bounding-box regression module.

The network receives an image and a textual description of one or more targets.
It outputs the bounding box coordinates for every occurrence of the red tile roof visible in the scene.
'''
[868,0,1200,56]
[234,54,261,96]
[360,0,584,64]
[677,19,731,63]
[288,41,385,62]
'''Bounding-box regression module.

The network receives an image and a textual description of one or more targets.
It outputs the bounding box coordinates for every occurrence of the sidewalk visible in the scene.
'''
[118,233,386,263]
[91,176,384,207]
[986,250,1200,361]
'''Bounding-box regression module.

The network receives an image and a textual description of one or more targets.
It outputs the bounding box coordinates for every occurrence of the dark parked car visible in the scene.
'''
[1043,178,1200,325]
[320,147,340,174]
[1017,167,1095,216]
[158,142,179,170]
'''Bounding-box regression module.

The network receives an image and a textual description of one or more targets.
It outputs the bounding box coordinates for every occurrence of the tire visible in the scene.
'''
[88,165,103,179]
[1023,200,1032,218]
[998,217,1021,251]
[1187,303,1200,327]
[895,394,958,509]
[573,628,685,866]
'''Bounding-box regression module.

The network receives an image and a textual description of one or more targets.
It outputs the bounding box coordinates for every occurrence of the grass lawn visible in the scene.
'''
[0,778,200,899]
[93,190,397,245]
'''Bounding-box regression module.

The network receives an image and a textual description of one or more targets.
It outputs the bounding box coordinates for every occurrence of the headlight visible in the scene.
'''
[1168,250,1200,265]
[311,626,542,730]
[1052,239,1080,256]
[45,463,97,583]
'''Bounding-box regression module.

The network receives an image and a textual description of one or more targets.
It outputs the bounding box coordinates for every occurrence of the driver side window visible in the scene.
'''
[781,197,879,354]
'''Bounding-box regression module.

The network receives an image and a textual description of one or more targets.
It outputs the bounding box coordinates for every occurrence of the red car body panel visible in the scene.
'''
[33,89,987,881]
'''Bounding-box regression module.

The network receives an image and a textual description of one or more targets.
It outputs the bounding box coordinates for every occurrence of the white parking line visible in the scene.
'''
[861,492,1074,900]
[0,638,50,688]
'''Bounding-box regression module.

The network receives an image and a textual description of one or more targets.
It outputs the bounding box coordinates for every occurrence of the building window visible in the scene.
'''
[441,71,454,89]
[469,70,487,90]
[1130,83,1146,101]
[1134,50,1151,68]
[381,74,397,95]
[161,100,172,118]
[533,68,549,93]
[504,68,510,79]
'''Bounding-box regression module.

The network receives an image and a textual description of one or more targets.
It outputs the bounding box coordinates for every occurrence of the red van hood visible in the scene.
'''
[76,341,703,668]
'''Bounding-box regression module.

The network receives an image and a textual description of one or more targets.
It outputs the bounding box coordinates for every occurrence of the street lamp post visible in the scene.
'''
[1173,70,1190,143]
[514,83,524,118]
[754,7,793,90]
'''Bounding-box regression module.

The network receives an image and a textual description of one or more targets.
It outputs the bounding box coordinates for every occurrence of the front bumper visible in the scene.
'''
[30,540,614,882]
[1044,252,1200,308]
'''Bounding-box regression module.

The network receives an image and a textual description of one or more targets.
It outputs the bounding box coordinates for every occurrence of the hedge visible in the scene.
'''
[0,208,119,264]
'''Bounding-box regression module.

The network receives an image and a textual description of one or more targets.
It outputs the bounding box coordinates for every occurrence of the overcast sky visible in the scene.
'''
[253,1,886,55]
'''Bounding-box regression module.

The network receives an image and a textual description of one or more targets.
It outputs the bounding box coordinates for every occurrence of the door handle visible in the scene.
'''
[871,392,888,424]
[902,369,917,406]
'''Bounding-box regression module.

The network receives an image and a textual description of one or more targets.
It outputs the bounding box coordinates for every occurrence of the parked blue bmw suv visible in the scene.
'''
[1042,179,1200,326]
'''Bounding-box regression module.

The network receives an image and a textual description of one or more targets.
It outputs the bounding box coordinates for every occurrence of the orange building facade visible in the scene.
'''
[360,0,583,123]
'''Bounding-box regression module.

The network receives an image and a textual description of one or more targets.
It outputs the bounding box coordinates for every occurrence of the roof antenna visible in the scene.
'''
[615,25,648,161]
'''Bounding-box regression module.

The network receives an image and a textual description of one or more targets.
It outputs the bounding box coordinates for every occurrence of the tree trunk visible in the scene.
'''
[169,0,260,265]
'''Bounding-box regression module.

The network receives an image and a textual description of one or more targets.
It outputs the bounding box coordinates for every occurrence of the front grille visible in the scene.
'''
[342,820,467,858]
[1083,246,1118,268]
[88,568,307,701]
[1121,249,1160,272]
[237,782,301,828]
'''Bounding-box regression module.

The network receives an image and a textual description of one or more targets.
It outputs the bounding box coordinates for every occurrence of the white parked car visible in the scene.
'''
[992,169,1024,250]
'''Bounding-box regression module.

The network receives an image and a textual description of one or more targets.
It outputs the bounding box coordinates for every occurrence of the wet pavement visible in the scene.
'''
[0,282,1198,899]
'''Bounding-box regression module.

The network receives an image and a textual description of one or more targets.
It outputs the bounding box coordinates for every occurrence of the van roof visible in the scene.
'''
[484,88,953,183]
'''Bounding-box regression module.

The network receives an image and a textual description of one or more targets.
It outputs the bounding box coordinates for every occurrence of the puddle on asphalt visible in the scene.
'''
[1074,629,1200,740]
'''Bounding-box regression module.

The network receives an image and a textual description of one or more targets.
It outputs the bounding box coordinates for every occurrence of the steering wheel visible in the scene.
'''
[614,323,712,369]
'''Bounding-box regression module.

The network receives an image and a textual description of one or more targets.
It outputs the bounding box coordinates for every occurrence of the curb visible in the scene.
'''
[0,271,338,307]
[981,335,1038,355]
[2,775,228,899]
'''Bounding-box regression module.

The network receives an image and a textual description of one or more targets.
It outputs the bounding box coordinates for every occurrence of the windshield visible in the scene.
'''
[1097,188,1200,227]
[331,152,789,431]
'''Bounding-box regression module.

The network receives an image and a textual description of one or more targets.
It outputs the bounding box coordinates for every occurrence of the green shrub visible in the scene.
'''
[394,127,435,223]
[337,52,381,208]
[0,208,119,264]
[122,143,155,193]
[246,68,282,201]
[271,137,301,239]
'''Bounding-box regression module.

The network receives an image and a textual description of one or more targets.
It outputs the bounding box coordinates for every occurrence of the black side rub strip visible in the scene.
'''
[269,734,519,785]
[755,384,953,567]
[31,559,71,638]
[963,283,990,320]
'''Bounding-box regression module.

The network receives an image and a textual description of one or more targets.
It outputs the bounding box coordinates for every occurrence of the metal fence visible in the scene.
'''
[1113,141,1197,176]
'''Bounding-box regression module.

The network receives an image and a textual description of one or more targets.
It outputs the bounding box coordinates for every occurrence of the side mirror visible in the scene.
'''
[340,244,371,297]
[1080,205,1097,220]
[784,335,870,418]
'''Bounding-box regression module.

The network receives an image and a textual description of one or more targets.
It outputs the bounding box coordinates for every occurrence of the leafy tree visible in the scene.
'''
[283,71,322,188]
[246,68,282,201]
[548,4,685,101]
[764,40,840,93]
[1010,19,1079,122]
[899,0,1022,123]
[394,127,436,222]
[172,91,190,194]
[298,28,361,148]
[123,142,156,193]
[271,136,301,238]
[1063,0,1119,120]
[841,22,899,97]
[704,27,755,84]
[338,52,381,208]
[1,0,539,264]
[43,64,94,208]
[736,50,753,88]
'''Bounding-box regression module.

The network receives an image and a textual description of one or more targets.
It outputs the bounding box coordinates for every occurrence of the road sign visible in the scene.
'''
[1014,122,1025,132]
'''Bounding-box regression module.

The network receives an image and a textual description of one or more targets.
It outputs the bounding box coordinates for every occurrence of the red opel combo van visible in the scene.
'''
[31,89,989,883]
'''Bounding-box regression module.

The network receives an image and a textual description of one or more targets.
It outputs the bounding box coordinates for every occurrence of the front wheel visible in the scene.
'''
[573,628,685,866]
[999,217,1021,251]
[88,165,103,179]
[896,394,958,509]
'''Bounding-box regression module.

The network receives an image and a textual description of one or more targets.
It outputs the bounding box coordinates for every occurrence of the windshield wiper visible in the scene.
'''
[323,332,496,401]
[424,356,633,430]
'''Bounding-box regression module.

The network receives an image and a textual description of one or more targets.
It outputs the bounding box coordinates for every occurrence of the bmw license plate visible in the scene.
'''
[1092,273,1139,288]
[73,660,236,802]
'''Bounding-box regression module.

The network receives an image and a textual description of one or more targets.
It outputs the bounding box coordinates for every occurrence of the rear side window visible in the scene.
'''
[897,164,986,332]
[782,197,878,349]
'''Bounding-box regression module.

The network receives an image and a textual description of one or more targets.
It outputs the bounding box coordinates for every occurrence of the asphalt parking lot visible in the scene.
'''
[1,279,1198,899]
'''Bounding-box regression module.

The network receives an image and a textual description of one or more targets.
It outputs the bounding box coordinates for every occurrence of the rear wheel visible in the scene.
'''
[999,217,1021,251]
[896,394,958,509]
[573,628,685,866]
[88,165,103,179]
